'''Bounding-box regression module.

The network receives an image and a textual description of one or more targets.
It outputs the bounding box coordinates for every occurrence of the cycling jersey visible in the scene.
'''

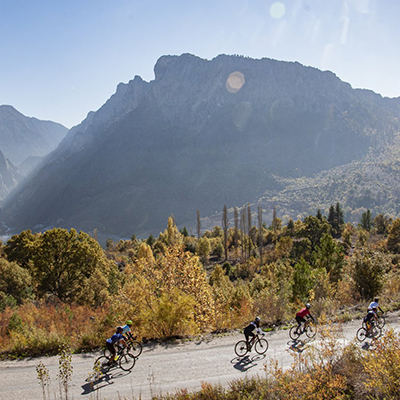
[368,301,379,310]
[122,325,131,334]
[296,308,311,318]
[106,333,124,345]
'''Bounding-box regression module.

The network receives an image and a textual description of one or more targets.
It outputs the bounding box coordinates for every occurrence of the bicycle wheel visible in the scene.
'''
[306,322,317,338]
[94,356,111,374]
[129,341,142,358]
[371,325,382,339]
[376,315,386,329]
[118,351,136,371]
[289,325,300,340]
[255,338,269,354]
[234,340,248,357]
[356,327,367,342]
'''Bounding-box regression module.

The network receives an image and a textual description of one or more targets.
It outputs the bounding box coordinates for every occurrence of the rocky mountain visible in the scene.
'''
[0,150,21,202]
[0,105,68,166]
[1,54,400,238]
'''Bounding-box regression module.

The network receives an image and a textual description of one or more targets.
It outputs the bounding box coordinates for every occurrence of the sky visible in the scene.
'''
[1,0,400,129]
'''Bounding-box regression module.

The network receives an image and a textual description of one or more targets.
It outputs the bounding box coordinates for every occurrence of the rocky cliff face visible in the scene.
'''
[0,105,68,166]
[2,54,400,237]
[0,150,21,201]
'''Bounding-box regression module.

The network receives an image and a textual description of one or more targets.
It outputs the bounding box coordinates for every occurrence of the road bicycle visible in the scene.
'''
[289,319,317,340]
[95,345,136,374]
[104,335,142,358]
[234,333,269,357]
[356,322,382,342]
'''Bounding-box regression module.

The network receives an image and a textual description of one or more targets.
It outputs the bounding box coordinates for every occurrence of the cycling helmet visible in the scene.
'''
[126,320,133,326]
[255,316,261,322]
[306,303,311,309]
[374,298,379,302]
[116,326,124,332]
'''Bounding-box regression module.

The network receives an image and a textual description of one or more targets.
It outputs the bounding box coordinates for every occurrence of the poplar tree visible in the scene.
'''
[222,204,229,261]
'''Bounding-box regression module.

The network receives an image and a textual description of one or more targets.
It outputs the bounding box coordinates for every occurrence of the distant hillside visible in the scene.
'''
[2,54,400,237]
[0,105,68,166]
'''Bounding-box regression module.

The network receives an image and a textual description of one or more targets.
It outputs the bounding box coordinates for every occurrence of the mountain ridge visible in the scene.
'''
[2,54,400,237]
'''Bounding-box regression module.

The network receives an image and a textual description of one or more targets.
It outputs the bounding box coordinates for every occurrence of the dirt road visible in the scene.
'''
[1,311,399,400]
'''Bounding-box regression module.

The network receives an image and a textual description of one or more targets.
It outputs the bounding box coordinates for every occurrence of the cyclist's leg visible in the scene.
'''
[296,316,305,333]
[244,326,251,345]
[106,342,116,363]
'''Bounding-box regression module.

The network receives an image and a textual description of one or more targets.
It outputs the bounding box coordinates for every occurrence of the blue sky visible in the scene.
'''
[1,0,399,128]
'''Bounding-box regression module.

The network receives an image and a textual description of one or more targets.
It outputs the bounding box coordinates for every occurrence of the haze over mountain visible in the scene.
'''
[0,105,68,166]
[1,54,400,238]
[0,106,68,200]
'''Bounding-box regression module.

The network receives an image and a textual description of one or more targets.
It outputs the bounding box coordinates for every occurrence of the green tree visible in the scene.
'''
[350,249,390,299]
[296,216,331,250]
[360,209,372,232]
[387,218,400,253]
[4,229,38,269]
[28,228,116,303]
[312,233,345,282]
[0,258,33,304]
[373,213,391,235]
[196,237,211,264]
[327,202,344,238]
[292,258,313,301]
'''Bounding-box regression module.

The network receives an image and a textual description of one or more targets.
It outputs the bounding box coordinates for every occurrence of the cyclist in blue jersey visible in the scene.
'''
[122,320,134,340]
[106,326,127,364]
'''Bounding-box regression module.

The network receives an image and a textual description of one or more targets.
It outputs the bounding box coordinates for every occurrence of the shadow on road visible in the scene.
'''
[81,367,132,395]
[231,354,266,372]
[287,337,315,353]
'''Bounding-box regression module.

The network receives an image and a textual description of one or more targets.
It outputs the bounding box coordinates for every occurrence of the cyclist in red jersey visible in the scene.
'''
[295,303,314,334]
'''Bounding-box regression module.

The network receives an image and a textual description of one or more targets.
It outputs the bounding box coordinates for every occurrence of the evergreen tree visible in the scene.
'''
[360,209,372,232]
[328,202,344,237]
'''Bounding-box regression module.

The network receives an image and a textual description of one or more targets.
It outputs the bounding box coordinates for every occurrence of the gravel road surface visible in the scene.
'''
[1,311,399,400]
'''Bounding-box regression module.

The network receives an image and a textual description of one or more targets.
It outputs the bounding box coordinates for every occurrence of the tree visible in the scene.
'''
[258,205,263,265]
[234,207,239,259]
[296,216,331,250]
[350,249,390,299]
[373,213,391,235]
[0,258,33,304]
[312,233,345,282]
[360,209,372,232]
[292,258,313,301]
[222,205,229,261]
[387,218,400,253]
[197,210,201,239]
[4,229,38,269]
[328,202,344,237]
[196,237,211,264]
[10,228,117,303]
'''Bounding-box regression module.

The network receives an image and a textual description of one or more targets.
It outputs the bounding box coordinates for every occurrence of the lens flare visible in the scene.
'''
[270,2,286,19]
[226,71,245,93]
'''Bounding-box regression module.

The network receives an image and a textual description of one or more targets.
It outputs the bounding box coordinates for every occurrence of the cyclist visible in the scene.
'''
[364,307,378,336]
[105,326,127,364]
[244,316,264,350]
[122,320,135,340]
[295,303,314,334]
[368,298,383,314]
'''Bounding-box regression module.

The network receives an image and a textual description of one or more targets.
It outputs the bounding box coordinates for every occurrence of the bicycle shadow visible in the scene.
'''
[81,367,131,395]
[231,354,266,372]
[287,337,315,353]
